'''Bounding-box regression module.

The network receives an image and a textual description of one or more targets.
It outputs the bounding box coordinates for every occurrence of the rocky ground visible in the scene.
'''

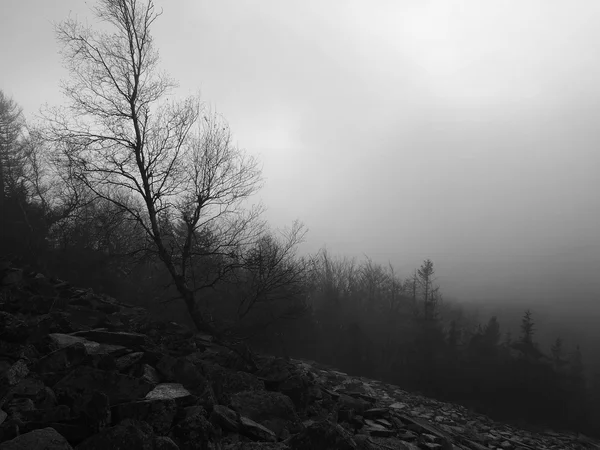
[1,263,599,449]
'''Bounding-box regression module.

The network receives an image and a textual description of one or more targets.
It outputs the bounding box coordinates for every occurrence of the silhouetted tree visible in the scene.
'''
[417,259,440,321]
[0,90,27,206]
[45,0,264,333]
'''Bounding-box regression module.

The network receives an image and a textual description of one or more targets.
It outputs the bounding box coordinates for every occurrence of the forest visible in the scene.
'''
[1,0,599,439]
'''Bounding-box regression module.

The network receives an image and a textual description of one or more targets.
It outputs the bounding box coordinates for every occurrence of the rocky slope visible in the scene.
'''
[0,263,599,450]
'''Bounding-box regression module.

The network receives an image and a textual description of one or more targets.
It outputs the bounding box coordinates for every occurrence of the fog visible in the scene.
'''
[2,0,600,313]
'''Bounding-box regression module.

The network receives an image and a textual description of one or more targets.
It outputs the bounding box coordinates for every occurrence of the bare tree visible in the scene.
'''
[44,0,263,333]
[237,220,309,321]
[0,90,27,206]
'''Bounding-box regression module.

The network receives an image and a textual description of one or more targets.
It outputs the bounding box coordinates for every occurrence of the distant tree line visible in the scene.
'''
[253,252,600,437]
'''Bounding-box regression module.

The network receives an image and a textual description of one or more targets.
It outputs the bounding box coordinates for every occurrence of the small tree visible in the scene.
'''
[236,220,310,321]
[0,90,27,205]
[46,0,264,333]
[520,310,534,344]
[551,337,567,370]
[416,259,441,321]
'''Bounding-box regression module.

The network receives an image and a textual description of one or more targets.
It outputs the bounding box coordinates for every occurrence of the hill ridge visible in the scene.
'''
[0,263,598,449]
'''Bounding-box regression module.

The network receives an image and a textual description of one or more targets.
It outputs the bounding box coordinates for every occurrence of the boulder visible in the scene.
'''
[53,366,154,414]
[0,427,72,450]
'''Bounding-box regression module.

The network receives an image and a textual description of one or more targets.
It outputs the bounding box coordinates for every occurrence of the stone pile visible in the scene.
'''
[0,263,599,449]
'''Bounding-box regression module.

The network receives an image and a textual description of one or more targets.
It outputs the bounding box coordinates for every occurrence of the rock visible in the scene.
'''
[170,406,214,449]
[240,415,277,442]
[155,436,180,450]
[4,397,35,420]
[115,352,145,372]
[114,398,177,434]
[156,356,206,392]
[53,366,154,414]
[339,394,369,415]
[48,333,127,357]
[75,422,155,450]
[37,342,88,374]
[21,404,71,424]
[2,360,29,386]
[287,420,358,450]
[133,363,161,385]
[230,390,297,422]
[363,408,388,419]
[145,383,195,407]
[223,443,290,450]
[1,270,23,287]
[196,360,265,404]
[230,390,298,438]
[212,404,241,432]
[0,427,73,450]
[1,261,598,450]
[0,312,29,343]
[71,330,154,350]
[84,391,111,432]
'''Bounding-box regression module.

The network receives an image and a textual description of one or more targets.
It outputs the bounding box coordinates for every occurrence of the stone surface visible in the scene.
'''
[0,427,73,450]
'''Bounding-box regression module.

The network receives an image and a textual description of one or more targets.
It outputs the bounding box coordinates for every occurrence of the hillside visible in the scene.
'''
[1,264,599,449]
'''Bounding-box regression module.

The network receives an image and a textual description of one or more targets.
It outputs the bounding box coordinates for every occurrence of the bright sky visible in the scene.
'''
[2,0,600,310]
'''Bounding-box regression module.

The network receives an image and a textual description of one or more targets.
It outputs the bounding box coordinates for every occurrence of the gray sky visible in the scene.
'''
[2,0,600,309]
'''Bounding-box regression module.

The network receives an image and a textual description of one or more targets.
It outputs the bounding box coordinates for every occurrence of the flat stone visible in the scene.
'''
[71,330,153,349]
[48,333,127,356]
[363,408,389,419]
[390,402,408,410]
[145,383,194,406]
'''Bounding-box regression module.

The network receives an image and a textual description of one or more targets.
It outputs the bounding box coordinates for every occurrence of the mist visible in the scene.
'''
[3,0,600,328]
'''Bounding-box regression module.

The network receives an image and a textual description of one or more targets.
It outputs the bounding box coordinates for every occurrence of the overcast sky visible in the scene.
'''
[2,0,600,309]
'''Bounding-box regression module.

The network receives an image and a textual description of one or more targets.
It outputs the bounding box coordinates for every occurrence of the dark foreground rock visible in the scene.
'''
[1,264,599,450]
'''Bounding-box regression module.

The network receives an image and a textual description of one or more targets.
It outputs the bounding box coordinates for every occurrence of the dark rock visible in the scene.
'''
[37,342,88,374]
[211,405,240,432]
[53,366,154,414]
[287,420,358,450]
[71,330,154,350]
[83,392,111,432]
[156,356,206,392]
[240,415,277,442]
[230,390,297,422]
[363,408,388,419]
[48,333,128,357]
[75,422,154,450]
[0,426,72,450]
[230,390,298,438]
[170,406,214,450]
[1,270,23,287]
[21,405,71,424]
[0,313,29,343]
[223,443,290,450]
[115,352,145,372]
[155,436,180,450]
[1,360,29,386]
[113,398,177,435]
